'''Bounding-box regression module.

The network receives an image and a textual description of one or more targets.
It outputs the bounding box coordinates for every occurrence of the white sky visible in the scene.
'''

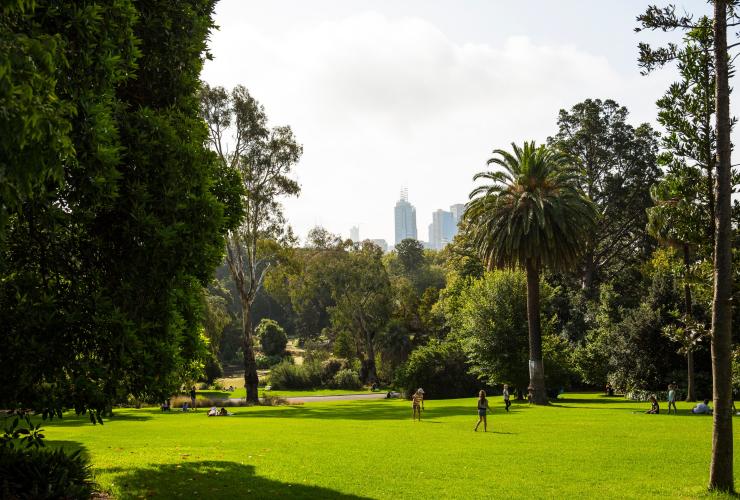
[202,0,716,246]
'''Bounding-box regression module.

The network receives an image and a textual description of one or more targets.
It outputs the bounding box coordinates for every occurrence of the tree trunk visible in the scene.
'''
[241,301,259,403]
[686,349,696,402]
[363,330,378,384]
[709,1,734,492]
[683,243,696,403]
[525,258,547,405]
[581,250,597,299]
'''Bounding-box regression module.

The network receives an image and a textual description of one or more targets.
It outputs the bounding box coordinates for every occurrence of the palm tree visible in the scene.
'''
[465,141,597,405]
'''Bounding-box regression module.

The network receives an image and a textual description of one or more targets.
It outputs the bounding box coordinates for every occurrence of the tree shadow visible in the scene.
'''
[37,412,153,427]
[103,460,370,499]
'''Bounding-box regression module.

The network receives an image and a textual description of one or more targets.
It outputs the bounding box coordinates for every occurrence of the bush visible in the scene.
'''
[204,355,223,384]
[269,360,322,390]
[255,354,286,369]
[330,369,362,390]
[320,357,349,384]
[0,446,95,499]
[394,339,480,399]
[256,319,288,356]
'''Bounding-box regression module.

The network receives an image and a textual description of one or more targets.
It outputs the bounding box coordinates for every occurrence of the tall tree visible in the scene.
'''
[638,3,735,490]
[328,242,392,383]
[647,168,707,400]
[549,99,661,296]
[465,142,598,404]
[201,84,302,402]
[1,0,230,416]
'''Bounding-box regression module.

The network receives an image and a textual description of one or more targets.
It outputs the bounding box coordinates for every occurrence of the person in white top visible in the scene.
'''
[503,385,511,412]
[691,399,712,414]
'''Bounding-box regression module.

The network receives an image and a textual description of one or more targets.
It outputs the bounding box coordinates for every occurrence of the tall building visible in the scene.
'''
[350,225,360,243]
[394,188,418,245]
[369,239,388,253]
[450,203,465,224]
[427,203,464,250]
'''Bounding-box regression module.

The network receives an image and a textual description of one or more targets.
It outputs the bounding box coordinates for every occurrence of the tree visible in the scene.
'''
[648,170,708,400]
[549,99,661,296]
[201,84,302,402]
[638,3,735,490]
[256,319,288,356]
[1,0,228,418]
[395,238,425,275]
[328,242,392,383]
[465,142,598,404]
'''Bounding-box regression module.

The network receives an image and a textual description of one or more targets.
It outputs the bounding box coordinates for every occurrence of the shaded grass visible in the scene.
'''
[37,393,739,499]
[227,388,382,399]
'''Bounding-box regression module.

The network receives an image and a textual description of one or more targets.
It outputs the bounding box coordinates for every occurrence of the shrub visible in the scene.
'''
[0,447,95,499]
[255,354,286,369]
[320,357,349,384]
[256,319,288,356]
[393,339,480,399]
[204,355,223,384]
[331,369,362,390]
[269,360,322,390]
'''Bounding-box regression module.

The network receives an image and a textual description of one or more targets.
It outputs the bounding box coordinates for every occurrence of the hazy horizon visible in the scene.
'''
[202,0,720,246]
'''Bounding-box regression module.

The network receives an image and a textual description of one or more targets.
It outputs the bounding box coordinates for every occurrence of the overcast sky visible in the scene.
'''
[201,0,714,246]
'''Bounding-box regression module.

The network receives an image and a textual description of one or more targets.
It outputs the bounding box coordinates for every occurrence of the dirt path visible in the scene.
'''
[226,393,389,405]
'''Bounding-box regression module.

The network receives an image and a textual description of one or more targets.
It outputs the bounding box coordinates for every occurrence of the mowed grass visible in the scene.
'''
[37,393,739,499]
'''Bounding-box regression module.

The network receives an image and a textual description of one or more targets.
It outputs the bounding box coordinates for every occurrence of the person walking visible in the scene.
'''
[474,390,490,432]
[412,388,424,421]
[666,383,677,415]
[503,384,511,412]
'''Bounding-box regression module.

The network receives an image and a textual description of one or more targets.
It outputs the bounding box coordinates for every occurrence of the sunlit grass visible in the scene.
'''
[39,393,739,499]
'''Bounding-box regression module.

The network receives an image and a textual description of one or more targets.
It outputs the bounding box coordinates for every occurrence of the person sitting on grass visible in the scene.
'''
[645,395,660,414]
[412,388,424,421]
[208,406,218,417]
[474,390,490,432]
[219,407,230,416]
[691,399,712,414]
[160,399,170,412]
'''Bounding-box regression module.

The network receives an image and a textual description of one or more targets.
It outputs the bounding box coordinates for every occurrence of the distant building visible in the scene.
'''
[368,239,388,253]
[350,226,360,243]
[429,209,455,250]
[394,188,418,245]
[450,203,465,224]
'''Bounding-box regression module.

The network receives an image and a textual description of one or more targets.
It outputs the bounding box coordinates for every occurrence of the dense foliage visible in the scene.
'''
[257,319,288,356]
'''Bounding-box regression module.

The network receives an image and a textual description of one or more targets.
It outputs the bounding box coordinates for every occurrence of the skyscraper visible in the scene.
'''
[350,225,360,243]
[450,203,465,224]
[394,188,418,245]
[430,209,455,250]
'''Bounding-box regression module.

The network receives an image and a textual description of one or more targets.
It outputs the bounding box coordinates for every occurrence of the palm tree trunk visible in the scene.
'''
[241,300,259,403]
[709,0,734,492]
[525,258,547,405]
[683,243,696,403]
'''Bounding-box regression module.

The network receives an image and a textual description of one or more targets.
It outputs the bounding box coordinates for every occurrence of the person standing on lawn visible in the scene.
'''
[412,388,424,421]
[474,390,490,432]
[666,383,677,415]
[503,384,511,412]
[190,386,197,411]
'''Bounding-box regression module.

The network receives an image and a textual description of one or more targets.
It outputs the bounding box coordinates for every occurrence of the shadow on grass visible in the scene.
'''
[103,460,370,499]
[225,401,527,422]
[37,412,153,427]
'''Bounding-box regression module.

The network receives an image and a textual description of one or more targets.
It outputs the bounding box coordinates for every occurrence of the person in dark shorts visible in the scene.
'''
[474,390,490,432]
[503,385,511,412]
[190,386,197,411]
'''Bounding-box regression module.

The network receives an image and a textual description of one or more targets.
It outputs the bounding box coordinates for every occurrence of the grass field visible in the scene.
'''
[226,388,383,399]
[38,393,739,499]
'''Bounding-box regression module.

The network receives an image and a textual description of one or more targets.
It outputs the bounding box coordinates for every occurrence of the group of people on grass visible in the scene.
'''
[410,384,513,432]
[645,383,714,415]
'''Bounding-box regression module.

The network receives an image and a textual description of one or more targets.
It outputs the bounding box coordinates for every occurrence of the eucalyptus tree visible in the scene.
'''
[465,142,598,404]
[638,3,735,490]
[201,84,302,402]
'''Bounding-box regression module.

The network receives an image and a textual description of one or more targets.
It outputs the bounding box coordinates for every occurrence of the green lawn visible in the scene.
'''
[37,393,739,499]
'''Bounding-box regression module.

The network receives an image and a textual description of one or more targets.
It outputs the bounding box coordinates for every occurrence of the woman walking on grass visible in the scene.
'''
[412,388,424,421]
[474,390,490,432]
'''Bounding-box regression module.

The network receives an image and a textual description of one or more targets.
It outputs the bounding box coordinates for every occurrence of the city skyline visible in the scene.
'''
[202,0,721,245]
